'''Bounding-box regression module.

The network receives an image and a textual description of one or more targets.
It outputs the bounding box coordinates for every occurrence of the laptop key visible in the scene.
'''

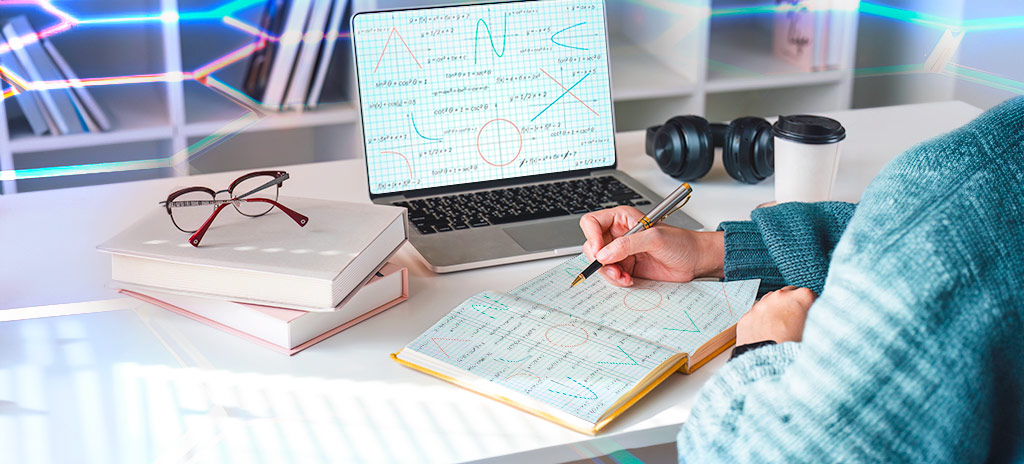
[417,226,437,234]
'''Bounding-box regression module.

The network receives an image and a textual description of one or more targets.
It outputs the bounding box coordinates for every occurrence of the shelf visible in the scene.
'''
[8,83,174,154]
[705,18,846,93]
[610,43,697,101]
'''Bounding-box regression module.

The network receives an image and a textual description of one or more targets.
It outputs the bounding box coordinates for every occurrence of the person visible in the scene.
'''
[580,97,1024,462]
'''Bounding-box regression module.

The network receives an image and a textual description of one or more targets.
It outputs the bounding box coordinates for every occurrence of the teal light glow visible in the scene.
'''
[860,2,1024,32]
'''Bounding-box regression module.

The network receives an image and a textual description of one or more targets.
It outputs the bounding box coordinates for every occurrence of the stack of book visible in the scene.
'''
[98,197,409,355]
[243,0,351,111]
[772,0,850,71]
[0,15,112,135]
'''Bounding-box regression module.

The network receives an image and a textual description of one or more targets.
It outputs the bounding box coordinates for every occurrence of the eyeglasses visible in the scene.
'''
[159,171,308,247]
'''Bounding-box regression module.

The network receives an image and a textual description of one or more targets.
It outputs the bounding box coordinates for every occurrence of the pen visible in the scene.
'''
[571,182,693,288]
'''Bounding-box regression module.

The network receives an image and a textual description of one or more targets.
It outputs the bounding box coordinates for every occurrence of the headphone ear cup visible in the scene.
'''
[652,116,714,180]
[721,117,773,184]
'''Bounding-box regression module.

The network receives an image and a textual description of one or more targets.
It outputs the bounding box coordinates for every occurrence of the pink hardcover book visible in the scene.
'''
[121,263,408,355]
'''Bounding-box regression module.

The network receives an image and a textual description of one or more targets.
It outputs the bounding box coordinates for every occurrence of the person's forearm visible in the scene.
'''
[696,231,725,279]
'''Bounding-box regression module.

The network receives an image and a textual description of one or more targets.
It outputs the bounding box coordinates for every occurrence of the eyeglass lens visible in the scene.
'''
[169,190,216,233]
[231,174,280,217]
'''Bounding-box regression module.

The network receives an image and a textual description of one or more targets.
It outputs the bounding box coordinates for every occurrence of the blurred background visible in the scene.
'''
[0,0,1019,195]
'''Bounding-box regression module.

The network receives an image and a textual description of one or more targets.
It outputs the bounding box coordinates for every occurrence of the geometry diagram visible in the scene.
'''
[540,68,600,117]
[473,13,508,64]
[430,337,471,358]
[531,71,592,122]
[550,22,588,51]
[596,345,640,366]
[373,27,422,73]
[545,324,589,347]
[476,118,522,167]
[663,311,701,334]
[623,288,662,312]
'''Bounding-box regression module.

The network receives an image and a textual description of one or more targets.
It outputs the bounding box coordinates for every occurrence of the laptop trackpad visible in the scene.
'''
[504,218,586,252]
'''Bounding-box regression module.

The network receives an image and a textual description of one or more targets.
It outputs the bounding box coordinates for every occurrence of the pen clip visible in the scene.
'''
[663,193,692,220]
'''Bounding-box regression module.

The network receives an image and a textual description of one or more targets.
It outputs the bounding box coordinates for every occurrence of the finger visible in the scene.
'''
[594,227,662,264]
[600,264,633,287]
[780,285,799,291]
[579,206,647,251]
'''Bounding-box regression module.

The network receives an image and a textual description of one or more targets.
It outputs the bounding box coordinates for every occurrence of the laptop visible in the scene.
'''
[352,0,701,273]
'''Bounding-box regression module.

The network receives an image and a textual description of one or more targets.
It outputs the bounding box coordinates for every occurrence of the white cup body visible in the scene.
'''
[773,137,842,203]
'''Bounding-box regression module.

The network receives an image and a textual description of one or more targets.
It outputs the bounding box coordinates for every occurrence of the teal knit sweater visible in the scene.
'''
[679,97,1024,462]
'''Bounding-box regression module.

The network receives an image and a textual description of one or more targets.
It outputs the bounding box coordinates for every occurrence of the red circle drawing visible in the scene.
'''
[623,288,663,312]
[476,118,523,167]
[545,324,589,347]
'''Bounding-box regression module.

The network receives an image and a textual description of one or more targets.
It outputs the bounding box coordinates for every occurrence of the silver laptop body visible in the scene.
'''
[352,0,701,273]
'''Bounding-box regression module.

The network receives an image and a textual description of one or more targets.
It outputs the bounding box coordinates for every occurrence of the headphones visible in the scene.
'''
[645,115,775,184]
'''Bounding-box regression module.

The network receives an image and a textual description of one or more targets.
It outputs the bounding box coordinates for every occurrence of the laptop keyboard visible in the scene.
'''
[392,176,652,235]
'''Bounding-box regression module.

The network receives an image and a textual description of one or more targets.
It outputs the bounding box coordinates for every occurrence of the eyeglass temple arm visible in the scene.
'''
[188,198,309,247]
[235,173,289,200]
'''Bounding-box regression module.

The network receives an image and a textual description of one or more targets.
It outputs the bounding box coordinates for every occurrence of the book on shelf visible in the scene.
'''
[2,16,85,135]
[260,0,314,109]
[0,47,53,135]
[243,0,351,110]
[120,262,409,355]
[392,254,760,435]
[306,0,349,108]
[42,38,112,132]
[283,0,334,110]
[97,196,408,311]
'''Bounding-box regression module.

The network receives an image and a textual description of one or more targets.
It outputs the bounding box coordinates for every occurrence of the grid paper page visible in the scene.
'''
[353,0,615,194]
[404,255,759,423]
[510,254,760,353]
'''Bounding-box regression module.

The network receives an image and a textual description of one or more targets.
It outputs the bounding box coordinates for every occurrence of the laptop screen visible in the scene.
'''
[353,0,616,196]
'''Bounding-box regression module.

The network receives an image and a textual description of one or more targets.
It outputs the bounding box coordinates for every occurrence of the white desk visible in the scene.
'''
[0,101,981,463]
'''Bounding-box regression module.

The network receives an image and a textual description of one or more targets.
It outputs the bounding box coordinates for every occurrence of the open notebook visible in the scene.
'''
[393,254,759,435]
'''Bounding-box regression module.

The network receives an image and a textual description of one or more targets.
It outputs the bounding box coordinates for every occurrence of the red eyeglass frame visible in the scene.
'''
[160,171,309,247]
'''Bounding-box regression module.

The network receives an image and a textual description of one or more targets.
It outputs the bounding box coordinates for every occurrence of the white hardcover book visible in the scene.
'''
[119,262,408,354]
[3,17,85,134]
[261,0,315,110]
[0,46,52,135]
[42,38,112,131]
[306,0,349,109]
[283,0,333,110]
[98,196,408,311]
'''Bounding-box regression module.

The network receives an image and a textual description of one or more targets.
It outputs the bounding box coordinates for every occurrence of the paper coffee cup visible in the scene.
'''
[771,115,846,203]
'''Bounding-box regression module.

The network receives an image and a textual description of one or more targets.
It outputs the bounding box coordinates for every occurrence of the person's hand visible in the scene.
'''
[579,206,724,287]
[736,286,817,345]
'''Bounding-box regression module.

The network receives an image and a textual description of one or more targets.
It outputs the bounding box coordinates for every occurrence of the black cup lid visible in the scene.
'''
[772,114,846,144]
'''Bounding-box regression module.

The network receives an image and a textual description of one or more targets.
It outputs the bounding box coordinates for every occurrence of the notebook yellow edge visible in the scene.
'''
[391,350,691,435]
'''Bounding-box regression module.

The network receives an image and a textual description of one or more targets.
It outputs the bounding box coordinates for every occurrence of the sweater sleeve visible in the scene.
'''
[718,202,856,295]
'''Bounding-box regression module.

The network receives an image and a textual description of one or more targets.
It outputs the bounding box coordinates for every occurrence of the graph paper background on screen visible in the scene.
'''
[353,0,615,195]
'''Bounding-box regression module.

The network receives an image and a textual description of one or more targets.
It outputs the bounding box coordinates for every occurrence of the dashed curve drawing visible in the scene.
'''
[380,150,413,179]
[623,288,663,312]
[373,27,422,73]
[548,377,599,400]
[430,337,471,358]
[531,72,591,122]
[476,118,523,167]
[545,324,590,347]
[496,355,531,363]
[471,294,510,319]
[597,345,640,366]
[473,13,507,65]
[410,113,441,141]
[505,372,544,382]
[550,22,588,51]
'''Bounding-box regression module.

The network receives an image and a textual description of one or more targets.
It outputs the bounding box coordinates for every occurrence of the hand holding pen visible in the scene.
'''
[576,183,725,287]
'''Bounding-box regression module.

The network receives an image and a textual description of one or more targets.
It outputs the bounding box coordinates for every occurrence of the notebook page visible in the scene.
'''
[405,291,680,424]
[509,254,760,354]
